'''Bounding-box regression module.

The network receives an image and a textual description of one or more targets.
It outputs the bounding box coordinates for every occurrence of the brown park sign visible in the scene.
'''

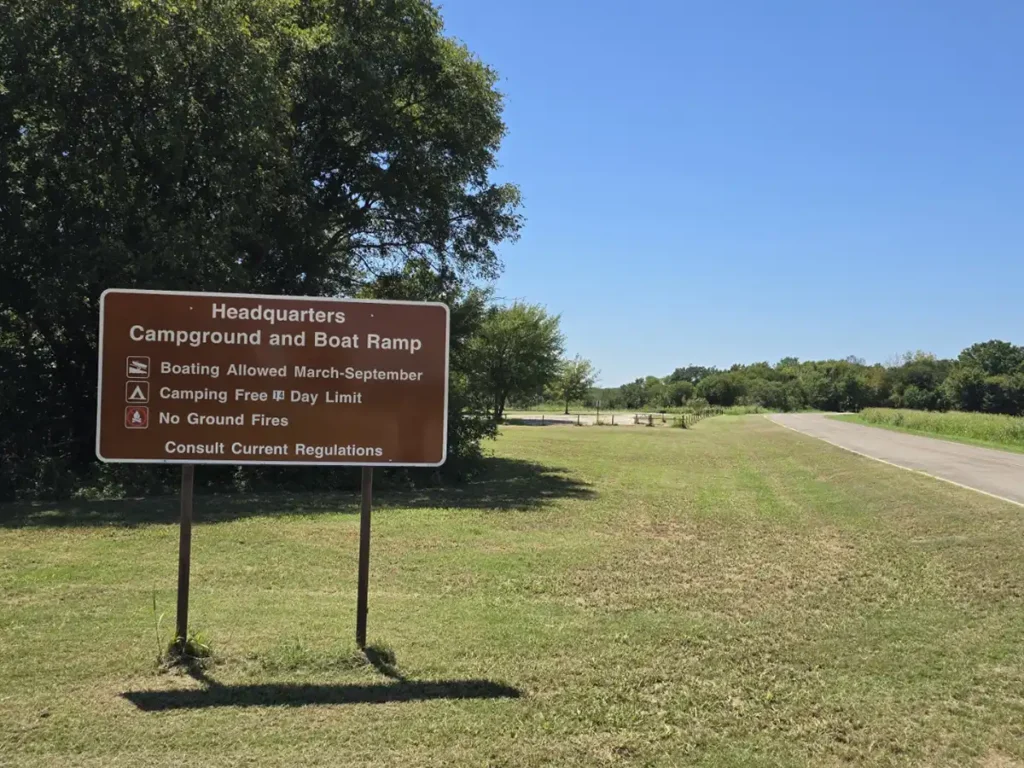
[96,289,449,466]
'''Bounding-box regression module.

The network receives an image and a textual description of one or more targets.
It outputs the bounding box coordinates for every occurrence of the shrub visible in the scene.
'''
[683,397,711,413]
[898,385,947,411]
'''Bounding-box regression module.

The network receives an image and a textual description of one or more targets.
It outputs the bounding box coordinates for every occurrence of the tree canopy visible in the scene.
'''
[551,356,598,414]
[957,341,1024,377]
[466,303,564,421]
[0,0,522,498]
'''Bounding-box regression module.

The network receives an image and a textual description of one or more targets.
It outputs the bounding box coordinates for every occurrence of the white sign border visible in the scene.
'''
[95,288,451,467]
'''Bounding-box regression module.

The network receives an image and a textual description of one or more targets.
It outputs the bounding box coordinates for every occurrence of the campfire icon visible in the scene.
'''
[124,406,149,429]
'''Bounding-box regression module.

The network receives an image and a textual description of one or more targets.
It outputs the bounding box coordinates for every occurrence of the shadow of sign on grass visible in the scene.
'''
[381,457,595,513]
[122,678,522,711]
[0,457,595,528]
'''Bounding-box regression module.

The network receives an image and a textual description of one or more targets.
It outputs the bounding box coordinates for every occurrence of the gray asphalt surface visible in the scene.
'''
[768,413,1024,506]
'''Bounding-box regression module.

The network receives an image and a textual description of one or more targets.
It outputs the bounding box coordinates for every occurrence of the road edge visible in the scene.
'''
[764,414,1024,509]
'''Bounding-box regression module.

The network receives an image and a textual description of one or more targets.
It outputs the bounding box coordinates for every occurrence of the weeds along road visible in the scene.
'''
[769,412,1024,506]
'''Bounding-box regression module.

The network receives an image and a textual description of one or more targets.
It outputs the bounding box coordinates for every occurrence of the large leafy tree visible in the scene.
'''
[666,380,695,406]
[467,303,564,421]
[695,372,745,407]
[669,365,719,385]
[620,379,648,410]
[551,356,598,414]
[0,0,521,497]
[957,341,1024,377]
[946,340,1024,416]
[363,261,496,478]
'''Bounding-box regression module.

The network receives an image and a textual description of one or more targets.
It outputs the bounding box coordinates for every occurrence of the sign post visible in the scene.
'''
[96,289,449,648]
[355,467,373,648]
[175,464,195,650]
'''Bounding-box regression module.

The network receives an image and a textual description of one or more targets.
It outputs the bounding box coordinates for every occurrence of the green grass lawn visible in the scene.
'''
[3,417,1024,767]
[834,408,1024,454]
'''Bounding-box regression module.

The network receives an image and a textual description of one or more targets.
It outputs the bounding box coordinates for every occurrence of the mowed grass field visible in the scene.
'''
[2,417,1024,767]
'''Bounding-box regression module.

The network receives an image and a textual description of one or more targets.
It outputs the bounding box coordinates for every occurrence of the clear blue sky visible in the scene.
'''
[438,1,1024,386]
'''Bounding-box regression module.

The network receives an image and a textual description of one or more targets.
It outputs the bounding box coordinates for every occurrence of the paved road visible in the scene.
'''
[768,413,1024,506]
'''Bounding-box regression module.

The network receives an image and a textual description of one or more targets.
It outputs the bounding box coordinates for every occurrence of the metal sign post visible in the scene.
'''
[175,464,195,649]
[355,467,373,647]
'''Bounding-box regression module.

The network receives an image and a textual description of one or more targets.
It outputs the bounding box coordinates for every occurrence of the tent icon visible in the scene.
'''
[125,381,149,403]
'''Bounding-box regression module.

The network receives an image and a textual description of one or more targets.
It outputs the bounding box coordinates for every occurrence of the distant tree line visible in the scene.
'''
[572,341,1024,416]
